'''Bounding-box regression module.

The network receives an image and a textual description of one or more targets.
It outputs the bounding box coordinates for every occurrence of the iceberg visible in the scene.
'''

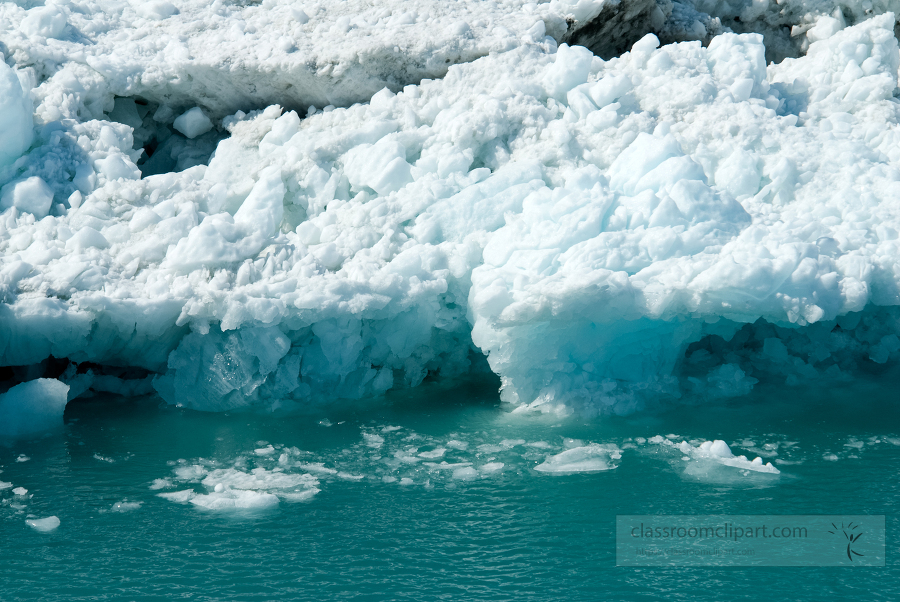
[1,1,900,421]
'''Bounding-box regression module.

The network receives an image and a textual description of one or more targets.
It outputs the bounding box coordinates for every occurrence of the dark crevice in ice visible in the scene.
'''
[678,308,900,398]
[105,96,227,177]
[0,356,156,400]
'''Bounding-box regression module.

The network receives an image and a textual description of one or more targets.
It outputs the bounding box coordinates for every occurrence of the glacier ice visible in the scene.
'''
[2,2,900,421]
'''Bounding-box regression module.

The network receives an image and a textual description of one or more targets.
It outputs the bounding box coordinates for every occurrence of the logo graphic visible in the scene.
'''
[828,521,865,561]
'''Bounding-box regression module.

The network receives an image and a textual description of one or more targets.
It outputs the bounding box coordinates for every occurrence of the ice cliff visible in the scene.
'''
[1,0,900,422]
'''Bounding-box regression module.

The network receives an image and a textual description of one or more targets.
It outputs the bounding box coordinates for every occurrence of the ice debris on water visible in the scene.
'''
[26,516,60,532]
[2,1,900,420]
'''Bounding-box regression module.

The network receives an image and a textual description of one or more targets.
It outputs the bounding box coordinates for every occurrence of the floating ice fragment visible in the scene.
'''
[254,445,276,456]
[452,466,479,480]
[0,481,12,490]
[823,453,840,461]
[418,448,447,459]
[16,455,30,462]
[111,501,142,512]
[157,490,197,503]
[149,478,173,490]
[26,516,60,532]
[12,487,27,496]
[535,444,622,473]
[480,462,504,473]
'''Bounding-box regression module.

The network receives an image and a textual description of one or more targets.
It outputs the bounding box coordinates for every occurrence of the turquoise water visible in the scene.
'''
[2,375,899,601]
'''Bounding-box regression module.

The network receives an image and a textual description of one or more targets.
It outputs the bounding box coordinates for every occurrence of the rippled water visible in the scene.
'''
[2,374,899,601]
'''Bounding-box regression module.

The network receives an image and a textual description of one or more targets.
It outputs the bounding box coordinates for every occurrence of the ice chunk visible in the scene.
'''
[452,466,479,480]
[0,379,69,439]
[0,177,54,219]
[173,108,213,139]
[26,516,60,532]
[480,462,504,473]
[20,6,67,38]
[190,489,279,510]
[111,501,142,512]
[343,137,413,195]
[534,444,622,473]
[138,0,178,21]
[544,43,593,100]
[200,468,320,493]
[12,487,28,495]
[363,433,385,449]
[157,490,197,503]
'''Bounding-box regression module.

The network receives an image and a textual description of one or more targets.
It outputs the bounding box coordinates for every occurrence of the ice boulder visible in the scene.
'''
[0,379,69,440]
[0,177,54,219]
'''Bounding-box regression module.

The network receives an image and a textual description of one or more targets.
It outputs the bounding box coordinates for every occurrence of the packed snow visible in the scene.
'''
[2,1,900,424]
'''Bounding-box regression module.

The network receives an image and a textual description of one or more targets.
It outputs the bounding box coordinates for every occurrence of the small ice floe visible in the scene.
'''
[318,419,332,427]
[363,433,385,449]
[190,489,280,510]
[534,444,622,473]
[479,462,504,473]
[93,454,115,463]
[446,440,468,450]
[418,447,446,459]
[26,516,60,532]
[254,445,276,456]
[111,501,142,512]
[649,436,780,477]
[381,426,402,433]
[823,453,840,461]
[149,478,173,490]
[16,455,29,463]
[0,481,12,490]
[421,461,472,470]
[12,487,28,496]
[452,466,478,480]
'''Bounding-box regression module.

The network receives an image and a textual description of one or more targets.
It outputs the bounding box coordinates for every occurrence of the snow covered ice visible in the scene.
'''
[2,1,900,424]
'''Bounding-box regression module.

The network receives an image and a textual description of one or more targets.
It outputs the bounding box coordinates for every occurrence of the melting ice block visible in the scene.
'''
[0,380,69,440]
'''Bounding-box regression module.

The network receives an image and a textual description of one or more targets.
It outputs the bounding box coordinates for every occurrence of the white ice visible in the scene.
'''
[2,2,900,419]
[534,443,622,472]
[26,516,60,532]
